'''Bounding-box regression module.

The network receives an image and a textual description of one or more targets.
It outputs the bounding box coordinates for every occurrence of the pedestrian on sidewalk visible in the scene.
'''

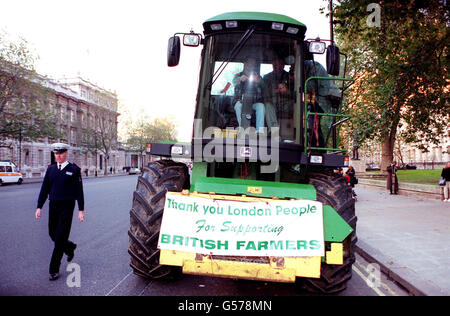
[344,166,358,201]
[345,166,357,188]
[35,143,85,281]
[386,161,399,195]
[441,161,450,202]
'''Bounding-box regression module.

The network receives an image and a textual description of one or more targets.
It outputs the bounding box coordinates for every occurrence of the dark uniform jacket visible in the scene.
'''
[37,162,84,210]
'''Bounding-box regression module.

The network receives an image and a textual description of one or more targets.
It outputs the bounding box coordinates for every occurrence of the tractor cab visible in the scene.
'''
[166,12,352,176]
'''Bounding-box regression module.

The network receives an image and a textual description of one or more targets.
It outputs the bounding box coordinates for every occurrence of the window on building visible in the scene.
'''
[60,107,66,121]
[38,150,43,166]
[70,128,77,146]
[24,149,30,166]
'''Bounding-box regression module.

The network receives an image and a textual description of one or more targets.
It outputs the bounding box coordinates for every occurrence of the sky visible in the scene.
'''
[0,0,332,142]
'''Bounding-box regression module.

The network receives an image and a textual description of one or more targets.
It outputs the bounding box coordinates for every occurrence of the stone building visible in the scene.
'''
[351,128,450,172]
[0,76,141,177]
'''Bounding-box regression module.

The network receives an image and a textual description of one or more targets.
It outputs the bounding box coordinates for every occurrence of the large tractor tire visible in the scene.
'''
[301,172,357,294]
[128,160,189,279]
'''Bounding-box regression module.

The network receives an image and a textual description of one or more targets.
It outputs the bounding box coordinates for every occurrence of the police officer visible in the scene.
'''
[35,143,85,281]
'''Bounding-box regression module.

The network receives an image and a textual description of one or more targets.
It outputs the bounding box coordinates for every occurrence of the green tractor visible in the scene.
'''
[128,11,356,294]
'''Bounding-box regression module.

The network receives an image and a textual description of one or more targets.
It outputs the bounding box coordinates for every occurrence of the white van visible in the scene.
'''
[0,161,23,185]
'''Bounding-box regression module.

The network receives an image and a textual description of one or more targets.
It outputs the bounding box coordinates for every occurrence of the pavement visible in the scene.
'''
[354,184,449,296]
[15,173,450,296]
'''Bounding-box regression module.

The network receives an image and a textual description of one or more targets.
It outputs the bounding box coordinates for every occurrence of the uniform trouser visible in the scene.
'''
[48,200,76,274]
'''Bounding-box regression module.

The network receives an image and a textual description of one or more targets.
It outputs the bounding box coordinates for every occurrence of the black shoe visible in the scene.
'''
[67,244,77,262]
[49,273,59,281]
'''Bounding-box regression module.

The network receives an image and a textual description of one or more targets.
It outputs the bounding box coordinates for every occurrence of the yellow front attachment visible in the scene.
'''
[160,249,322,282]
[158,192,345,283]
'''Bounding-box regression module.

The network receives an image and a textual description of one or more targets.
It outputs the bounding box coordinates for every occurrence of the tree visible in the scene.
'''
[125,116,177,168]
[332,0,449,171]
[0,33,61,152]
[80,109,118,175]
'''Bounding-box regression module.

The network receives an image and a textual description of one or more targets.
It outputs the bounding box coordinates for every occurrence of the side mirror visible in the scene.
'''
[326,45,340,76]
[167,36,181,67]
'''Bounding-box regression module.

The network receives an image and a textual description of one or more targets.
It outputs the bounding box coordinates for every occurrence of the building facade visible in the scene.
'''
[351,128,450,172]
[0,76,141,177]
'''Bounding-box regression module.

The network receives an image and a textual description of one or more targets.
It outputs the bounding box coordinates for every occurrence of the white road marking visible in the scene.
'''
[105,271,132,296]
[138,281,153,296]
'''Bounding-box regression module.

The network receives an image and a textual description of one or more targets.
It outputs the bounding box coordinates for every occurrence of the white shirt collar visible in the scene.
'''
[58,161,69,170]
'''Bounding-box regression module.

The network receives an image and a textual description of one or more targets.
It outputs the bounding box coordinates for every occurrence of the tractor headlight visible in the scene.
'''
[183,34,200,47]
[226,21,238,28]
[308,41,326,54]
[286,27,299,34]
[171,145,183,155]
[271,22,284,31]
[210,24,223,31]
[310,155,323,164]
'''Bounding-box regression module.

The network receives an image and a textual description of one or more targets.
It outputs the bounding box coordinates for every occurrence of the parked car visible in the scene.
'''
[0,161,23,185]
[123,166,131,172]
[128,167,141,175]
[365,163,381,171]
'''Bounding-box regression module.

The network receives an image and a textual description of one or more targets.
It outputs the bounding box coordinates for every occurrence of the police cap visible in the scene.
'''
[51,142,69,154]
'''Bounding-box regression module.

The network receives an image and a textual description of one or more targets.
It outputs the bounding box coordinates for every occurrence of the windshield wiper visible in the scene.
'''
[205,25,256,90]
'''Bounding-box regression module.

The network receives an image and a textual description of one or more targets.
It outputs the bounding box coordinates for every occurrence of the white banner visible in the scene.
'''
[158,192,324,257]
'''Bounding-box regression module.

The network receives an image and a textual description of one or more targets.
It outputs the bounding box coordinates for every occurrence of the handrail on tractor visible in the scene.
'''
[303,76,354,154]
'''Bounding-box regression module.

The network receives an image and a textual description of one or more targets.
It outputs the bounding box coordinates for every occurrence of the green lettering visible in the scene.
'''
[205,239,215,250]
[286,240,295,250]
[309,240,321,250]
[236,241,245,250]
[172,235,183,245]
[297,240,307,249]
[221,221,231,232]
[216,240,229,250]
[276,206,283,215]
[258,241,269,250]
[160,234,170,244]
[270,240,283,250]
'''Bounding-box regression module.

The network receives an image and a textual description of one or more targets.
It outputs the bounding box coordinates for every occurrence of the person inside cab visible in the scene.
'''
[305,60,342,148]
[233,56,265,134]
[262,56,293,130]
